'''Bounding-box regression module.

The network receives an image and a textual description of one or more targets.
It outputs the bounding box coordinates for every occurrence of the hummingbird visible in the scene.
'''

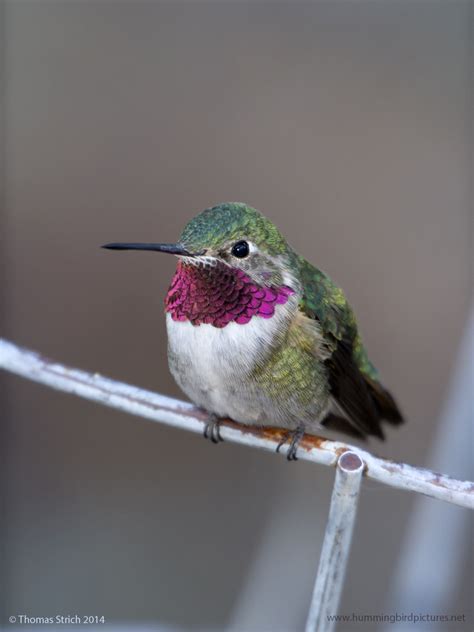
[103,202,403,459]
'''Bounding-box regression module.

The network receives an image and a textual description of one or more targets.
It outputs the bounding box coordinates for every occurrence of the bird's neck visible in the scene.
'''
[165,260,294,328]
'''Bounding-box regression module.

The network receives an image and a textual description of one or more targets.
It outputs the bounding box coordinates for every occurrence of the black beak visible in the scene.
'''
[101,242,202,256]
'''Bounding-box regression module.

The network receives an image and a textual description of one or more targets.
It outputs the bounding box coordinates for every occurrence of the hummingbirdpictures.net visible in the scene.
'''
[103,202,403,459]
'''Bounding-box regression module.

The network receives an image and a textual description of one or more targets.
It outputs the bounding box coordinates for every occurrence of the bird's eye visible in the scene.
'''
[231,240,250,258]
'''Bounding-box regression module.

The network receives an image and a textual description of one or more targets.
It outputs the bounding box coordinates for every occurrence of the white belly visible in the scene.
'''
[166,313,279,422]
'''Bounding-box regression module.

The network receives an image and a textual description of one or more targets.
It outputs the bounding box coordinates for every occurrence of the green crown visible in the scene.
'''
[180,202,289,255]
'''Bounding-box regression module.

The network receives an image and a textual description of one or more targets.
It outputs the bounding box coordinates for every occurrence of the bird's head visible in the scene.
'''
[103,203,299,327]
[103,202,297,287]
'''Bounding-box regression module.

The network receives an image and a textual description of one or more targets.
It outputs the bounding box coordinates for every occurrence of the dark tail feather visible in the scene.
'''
[321,413,367,440]
[364,376,404,425]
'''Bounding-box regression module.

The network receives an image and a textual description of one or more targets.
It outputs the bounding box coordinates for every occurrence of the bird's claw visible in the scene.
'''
[276,426,305,461]
[203,415,224,444]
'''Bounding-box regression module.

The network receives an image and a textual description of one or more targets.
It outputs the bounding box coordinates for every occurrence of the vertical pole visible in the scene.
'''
[305,451,364,632]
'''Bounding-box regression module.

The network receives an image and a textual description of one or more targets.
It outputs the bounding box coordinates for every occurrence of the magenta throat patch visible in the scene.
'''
[165,261,294,328]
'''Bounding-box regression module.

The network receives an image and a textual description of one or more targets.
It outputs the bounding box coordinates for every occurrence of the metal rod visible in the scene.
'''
[305,451,364,632]
[1,338,473,509]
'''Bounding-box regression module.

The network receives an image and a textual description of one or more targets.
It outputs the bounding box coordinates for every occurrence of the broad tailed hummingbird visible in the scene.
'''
[103,202,403,459]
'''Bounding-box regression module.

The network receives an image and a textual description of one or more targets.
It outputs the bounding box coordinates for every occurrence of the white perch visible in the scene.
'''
[1,338,473,509]
[306,451,365,632]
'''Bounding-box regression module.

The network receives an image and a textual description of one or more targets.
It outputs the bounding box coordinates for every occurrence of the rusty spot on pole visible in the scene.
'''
[224,420,329,451]
[335,446,350,460]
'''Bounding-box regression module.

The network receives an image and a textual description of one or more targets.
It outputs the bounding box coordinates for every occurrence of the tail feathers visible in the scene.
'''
[364,375,404,426]
[325,337,404,440]
[321,413,367,440]
[322,375,404,442]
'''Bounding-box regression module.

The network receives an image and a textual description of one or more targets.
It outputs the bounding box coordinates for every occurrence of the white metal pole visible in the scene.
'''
[305,451,364,632]
[0,338,473,509]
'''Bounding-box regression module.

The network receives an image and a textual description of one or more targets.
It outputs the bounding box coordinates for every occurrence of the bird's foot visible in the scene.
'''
[276,426,305,461]
[203,414,224,444]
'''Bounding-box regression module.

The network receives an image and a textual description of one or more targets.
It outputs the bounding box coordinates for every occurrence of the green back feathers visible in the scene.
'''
[297,255,379,381]
[179,202,289,255]
[296,254,403,435]
[297,255,357,341]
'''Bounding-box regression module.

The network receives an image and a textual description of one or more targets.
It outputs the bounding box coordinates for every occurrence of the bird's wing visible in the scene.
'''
[296,255,403,438]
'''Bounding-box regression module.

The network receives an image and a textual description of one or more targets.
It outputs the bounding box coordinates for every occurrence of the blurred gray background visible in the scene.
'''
[2,1,472,631]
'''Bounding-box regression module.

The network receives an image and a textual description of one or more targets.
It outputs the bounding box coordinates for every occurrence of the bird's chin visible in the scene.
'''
[179,254,219,268]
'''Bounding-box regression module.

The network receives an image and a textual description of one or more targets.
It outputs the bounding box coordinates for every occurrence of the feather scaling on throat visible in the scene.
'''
[165,259,295,328]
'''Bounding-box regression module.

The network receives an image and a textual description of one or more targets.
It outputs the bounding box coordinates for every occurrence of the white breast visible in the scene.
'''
[165,310,286,421]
